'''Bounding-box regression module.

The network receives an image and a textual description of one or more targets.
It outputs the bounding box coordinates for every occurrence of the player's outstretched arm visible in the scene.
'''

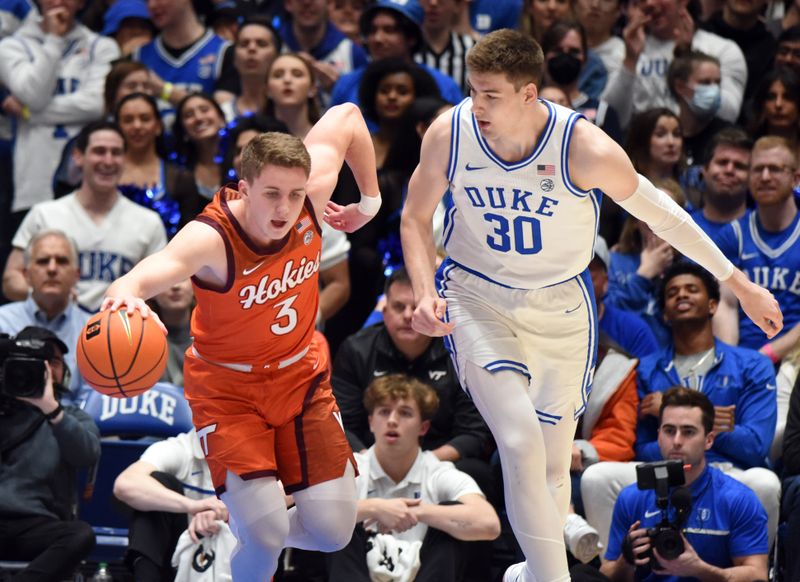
[568,120,783,339]
[400,112,453,337]
[103,221,224,320]
[303,103,380,233]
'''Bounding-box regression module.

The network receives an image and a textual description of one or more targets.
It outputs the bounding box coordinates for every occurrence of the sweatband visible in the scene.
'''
[762,343,780,364]
[615,174,734,281]
[357,192,381,217]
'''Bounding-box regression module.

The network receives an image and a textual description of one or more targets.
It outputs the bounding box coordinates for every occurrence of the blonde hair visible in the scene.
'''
[364,374,440,421]
[752,136,797,166]
[239,131,311,182]
[466,29,544,90]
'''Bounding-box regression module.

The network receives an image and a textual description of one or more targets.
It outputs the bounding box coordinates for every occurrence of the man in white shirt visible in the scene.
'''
[2,121,166,310]
[0,0,118,217]
[601,0,746,129]
[327,374,500,582]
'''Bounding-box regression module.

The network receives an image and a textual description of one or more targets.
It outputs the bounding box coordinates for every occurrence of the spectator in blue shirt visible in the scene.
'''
[0,229,91,405]
[599,387,769,582]
[581,261,780,550]
[687,126,751,241]
[591,236,659,360]
[329,0,463,114]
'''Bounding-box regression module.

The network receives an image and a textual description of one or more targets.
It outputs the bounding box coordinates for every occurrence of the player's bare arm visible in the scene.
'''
[303,103,381,233]
[103,221,227,320]
[400,111,454,337]
[568,120,783,339]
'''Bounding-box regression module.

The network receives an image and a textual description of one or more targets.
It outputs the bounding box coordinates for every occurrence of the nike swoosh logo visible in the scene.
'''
[465,163,487,171]
[242,261,264,276]
[565,304,582,314]
[741,252,758,260]
[373,370,388,377]
[644,509,661,518]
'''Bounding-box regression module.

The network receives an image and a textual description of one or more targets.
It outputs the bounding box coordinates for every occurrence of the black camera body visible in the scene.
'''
[635,460,692,569]
[0,333,51,398]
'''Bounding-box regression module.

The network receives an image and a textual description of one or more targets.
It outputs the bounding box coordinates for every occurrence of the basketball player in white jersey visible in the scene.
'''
[400,29,782,582]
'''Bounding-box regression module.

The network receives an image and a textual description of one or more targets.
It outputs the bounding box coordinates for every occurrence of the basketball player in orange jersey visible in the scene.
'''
[102,103,381,580]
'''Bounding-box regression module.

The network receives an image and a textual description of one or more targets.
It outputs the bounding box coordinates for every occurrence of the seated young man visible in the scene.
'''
[327,374,501,582]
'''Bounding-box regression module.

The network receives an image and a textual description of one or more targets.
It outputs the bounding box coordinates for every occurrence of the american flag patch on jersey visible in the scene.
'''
[537,164,555,175]
[295,216,312,232]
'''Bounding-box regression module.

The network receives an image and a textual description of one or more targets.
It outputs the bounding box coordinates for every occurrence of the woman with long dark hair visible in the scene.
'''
[115,92,204,236]
[172,92,226,200]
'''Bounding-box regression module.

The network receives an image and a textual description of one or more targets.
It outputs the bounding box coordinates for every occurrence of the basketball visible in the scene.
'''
[77,309,168,398]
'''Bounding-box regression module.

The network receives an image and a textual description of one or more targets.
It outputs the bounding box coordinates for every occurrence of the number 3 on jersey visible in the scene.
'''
[271,295,298,335]
[484,213,542,254]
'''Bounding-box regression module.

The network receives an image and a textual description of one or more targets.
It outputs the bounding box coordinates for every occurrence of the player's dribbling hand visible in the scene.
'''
[101,295,167,335]
[412,297,454,337]
[323,200,373,233]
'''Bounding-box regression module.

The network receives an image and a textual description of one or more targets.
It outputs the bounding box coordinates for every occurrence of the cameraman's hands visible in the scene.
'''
[652,533,703,577]
[18,362,62,423]
[625,521,655,567]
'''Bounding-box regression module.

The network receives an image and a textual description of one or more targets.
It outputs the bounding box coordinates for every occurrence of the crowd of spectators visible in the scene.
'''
[2,0,800,580]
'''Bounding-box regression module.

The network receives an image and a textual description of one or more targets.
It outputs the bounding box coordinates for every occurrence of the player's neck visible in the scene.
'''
[160,17,205,50]
[485,104,548,163]
[671,324,714,356]
[159,307,191,328]
[229,199,285,249]
[374,446,420,484]
[757,197,798,232]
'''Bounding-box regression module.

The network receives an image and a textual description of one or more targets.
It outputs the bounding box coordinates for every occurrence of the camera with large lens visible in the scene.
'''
[635,460,693,569]
[0,333,51,398]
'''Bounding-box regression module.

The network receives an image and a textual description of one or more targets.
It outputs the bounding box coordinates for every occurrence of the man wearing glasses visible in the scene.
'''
[715,136,800,362]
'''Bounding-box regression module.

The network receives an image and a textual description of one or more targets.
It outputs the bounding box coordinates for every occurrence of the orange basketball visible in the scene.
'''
[77,309,168,398]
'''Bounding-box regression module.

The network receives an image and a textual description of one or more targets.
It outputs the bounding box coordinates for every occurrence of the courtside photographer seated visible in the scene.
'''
[0,327,100,579]
[598,388,768,582]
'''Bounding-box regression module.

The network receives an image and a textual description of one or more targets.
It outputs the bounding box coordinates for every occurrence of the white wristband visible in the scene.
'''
[357,192,381,217]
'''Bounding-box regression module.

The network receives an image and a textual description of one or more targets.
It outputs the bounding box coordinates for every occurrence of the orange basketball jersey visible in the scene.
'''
[190,187,322,365]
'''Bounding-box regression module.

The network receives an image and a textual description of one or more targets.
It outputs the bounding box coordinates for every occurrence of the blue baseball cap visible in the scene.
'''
[102,0,152,36]
[360,0,424,42]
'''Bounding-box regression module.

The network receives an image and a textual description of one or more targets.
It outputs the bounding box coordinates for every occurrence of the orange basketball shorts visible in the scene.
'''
[183,340,355,495]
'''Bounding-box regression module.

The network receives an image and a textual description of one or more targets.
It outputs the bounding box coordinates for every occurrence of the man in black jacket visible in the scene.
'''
[0,326,100,580]
[781,369,800,582]
[332,268,493,485]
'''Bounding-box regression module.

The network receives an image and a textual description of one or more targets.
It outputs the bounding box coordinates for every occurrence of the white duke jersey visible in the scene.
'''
[442,98,602,290]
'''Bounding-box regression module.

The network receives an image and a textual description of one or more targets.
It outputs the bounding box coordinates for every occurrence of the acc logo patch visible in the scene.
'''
[304,230,314,245]
[540,179,555,192]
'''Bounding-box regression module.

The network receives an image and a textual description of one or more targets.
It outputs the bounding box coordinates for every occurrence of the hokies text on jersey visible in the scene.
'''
[239,252,321,309]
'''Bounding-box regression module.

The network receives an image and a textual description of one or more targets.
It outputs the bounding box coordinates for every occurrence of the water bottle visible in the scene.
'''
[92,562,113,582]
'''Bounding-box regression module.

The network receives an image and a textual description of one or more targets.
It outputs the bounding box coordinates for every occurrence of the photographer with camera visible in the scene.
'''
[0,326,100,580]
[599,388,768,582]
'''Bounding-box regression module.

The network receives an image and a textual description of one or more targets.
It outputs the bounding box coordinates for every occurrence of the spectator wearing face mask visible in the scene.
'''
[666,47,731,166]
[541,20,623,143]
